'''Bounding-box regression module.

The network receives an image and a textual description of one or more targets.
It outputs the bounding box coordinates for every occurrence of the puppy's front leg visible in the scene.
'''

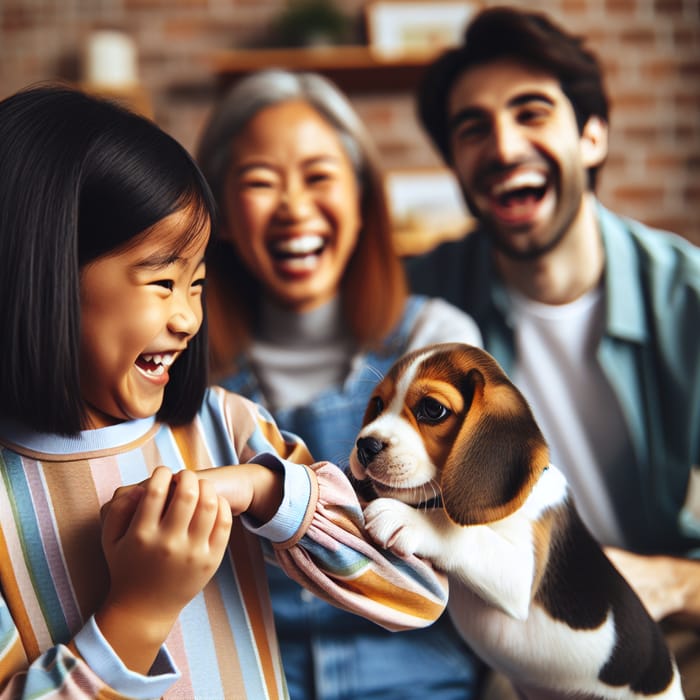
[363,498,452,559]
[364,498,536,620]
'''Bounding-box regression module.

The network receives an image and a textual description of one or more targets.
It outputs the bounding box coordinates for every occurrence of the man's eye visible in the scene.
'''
[455,123,489,141]
[519,108,549,124]
[415,397,450,424]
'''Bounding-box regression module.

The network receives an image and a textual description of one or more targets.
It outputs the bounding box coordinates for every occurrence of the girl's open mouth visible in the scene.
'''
[135,352,176,378]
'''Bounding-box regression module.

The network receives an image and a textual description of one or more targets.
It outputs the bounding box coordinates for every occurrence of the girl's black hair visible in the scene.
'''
[0,84,217,434]
[418,6,609,190]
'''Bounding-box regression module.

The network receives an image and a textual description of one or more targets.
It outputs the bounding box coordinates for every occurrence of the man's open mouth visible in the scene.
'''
[487,170,550,223]
[135,352,176,378]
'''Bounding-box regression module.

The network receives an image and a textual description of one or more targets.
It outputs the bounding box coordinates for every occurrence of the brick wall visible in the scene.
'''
[1,0,698,244]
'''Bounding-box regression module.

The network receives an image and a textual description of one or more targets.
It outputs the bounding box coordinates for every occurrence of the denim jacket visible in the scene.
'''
[218,294,482,700]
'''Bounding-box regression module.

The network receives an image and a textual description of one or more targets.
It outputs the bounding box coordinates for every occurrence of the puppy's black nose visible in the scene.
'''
[356,436,385,467]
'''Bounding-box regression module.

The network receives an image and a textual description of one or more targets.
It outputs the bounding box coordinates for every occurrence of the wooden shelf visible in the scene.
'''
[206,45,441,93]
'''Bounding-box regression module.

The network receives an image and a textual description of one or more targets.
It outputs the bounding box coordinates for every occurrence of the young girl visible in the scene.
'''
[0,85,447,700]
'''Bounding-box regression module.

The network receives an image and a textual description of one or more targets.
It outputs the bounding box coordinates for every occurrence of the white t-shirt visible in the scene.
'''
[509,286,632,547]
[250,295,482,412]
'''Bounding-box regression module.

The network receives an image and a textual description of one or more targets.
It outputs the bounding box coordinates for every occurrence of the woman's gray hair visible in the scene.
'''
[197,69,370,205]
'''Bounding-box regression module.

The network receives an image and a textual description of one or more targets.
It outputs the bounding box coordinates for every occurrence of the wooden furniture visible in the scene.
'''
[206,45,442,93]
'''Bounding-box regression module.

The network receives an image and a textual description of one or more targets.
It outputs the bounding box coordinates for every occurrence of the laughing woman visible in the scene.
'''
[197,69,484,700]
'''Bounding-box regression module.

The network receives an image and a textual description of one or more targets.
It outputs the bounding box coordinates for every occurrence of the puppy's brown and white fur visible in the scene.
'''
[350,343,683,700]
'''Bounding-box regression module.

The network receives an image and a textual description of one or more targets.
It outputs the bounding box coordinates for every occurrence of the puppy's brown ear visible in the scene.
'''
[441,364,549,526]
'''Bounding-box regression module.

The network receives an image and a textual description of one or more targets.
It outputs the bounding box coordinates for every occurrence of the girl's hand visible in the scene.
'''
[96,467,233,673]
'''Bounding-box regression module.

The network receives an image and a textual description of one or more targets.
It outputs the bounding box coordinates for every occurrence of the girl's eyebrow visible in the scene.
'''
[134,252,206,271]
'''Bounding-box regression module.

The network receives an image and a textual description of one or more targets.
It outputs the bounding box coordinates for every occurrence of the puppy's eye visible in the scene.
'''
[368,396,384,419]
[415,397,450,424]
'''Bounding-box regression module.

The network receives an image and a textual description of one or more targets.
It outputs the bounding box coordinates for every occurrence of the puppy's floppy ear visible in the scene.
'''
[441,353,549,526]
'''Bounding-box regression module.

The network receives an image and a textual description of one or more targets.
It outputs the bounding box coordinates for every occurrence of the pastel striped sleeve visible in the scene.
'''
[0,595,177,699]
[225,396,448,631]
[271,458,448,631]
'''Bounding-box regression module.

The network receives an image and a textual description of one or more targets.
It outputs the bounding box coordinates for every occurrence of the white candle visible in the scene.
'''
[84,30,138,87]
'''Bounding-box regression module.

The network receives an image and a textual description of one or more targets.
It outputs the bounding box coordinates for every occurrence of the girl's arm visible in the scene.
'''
[202,390,449,631]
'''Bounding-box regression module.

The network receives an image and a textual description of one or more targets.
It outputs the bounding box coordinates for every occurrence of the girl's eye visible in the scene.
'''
[152,280,174,290]
[192,278,206,290]
[415,397,450,424]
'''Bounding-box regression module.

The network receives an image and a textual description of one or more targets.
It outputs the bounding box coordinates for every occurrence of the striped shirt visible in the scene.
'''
[0,387,446,699]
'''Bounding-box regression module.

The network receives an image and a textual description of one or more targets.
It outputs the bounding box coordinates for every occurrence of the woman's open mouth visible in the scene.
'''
[269,234,327,273]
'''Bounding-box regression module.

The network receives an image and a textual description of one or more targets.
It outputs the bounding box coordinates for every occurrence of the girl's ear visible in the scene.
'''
[580,116,608,169]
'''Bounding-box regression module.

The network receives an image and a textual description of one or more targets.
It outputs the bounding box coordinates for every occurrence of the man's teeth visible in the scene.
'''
[492,171,546,195]
[272,235,324,255]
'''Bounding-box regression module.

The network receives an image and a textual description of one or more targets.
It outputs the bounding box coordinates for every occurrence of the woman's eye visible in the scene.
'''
[245,180,273,189]
[307,172,332,185]
[415,397,450,424]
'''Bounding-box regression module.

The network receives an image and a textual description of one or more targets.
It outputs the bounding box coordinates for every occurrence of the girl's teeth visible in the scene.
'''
[141,353,175,367]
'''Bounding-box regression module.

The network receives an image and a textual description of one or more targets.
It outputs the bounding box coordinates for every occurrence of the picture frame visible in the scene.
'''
[384,167,473,256]
[366,1,475,57]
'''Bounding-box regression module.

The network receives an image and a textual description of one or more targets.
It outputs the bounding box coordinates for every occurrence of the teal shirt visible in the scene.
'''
[407,202,700,555]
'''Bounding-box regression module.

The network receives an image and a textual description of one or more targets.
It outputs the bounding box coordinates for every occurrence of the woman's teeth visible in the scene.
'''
[270,235,326,272]
[271,234,325,256]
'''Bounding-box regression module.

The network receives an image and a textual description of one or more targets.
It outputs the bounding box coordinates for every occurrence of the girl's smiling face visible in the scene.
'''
[79,208,209,429]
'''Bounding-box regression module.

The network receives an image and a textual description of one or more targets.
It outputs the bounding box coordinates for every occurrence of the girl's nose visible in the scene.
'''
[168,295,202,338]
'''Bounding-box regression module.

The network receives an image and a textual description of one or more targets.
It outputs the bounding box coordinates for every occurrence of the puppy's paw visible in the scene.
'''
[363,498,425,557]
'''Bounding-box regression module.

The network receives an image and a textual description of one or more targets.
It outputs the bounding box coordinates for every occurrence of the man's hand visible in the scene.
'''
[605,546,700,626]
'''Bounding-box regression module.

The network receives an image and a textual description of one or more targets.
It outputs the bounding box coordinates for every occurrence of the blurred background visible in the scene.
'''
[1,0,698,251]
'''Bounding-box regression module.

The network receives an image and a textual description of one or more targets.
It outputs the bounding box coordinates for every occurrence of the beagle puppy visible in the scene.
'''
[349,343,683,700]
